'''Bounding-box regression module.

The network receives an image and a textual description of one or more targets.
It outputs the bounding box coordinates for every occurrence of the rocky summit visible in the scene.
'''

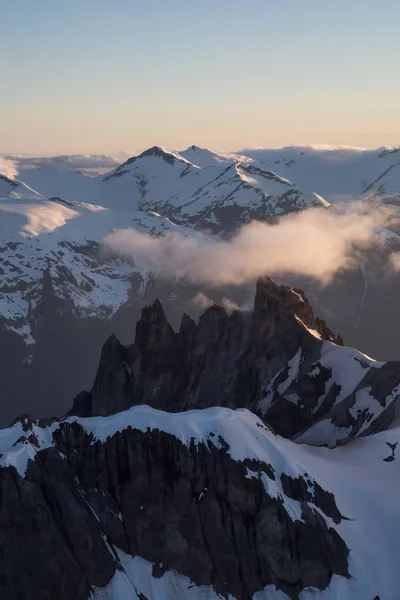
[71,277,400,447]
[0,278,400,599]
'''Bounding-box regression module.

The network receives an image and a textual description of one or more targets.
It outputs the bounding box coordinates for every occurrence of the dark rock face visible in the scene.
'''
[0,447,115,600]
[0,267,253,428]
[70,277,400,446]
[6,276,400,600]
[71,278,332,418]
[0,421,349,600]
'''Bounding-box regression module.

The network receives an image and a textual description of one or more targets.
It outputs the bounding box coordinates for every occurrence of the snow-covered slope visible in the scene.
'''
[1,404,400,599]
[16,146,328,226]
[178,144,246,168]
[11,145,400,209]
[238,145,400,204]
[0,173,44,200]
[16,166,105,204]
[261,330,398,447]
[90,407,400,600]
[0,194,207,344]
[0,145,330,347]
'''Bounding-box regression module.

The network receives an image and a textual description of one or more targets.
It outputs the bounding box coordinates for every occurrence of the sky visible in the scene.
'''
[1,0,400,155]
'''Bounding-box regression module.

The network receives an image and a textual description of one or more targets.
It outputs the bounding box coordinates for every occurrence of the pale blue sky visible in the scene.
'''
[1,0,400,154]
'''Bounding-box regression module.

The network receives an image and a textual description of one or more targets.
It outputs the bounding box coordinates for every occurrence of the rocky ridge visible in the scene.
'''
[1,278,400,599]
[71,277,400,447]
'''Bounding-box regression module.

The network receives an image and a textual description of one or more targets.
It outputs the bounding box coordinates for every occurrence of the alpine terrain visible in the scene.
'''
[1,145,400,426]
[0,277,399,600]
[4,1,400,598]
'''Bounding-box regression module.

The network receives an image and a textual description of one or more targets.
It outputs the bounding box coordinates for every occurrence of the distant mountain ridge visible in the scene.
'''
[1,144,400,425]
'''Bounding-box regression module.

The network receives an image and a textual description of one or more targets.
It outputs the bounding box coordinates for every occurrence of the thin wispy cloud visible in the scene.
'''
[0,153,134,176]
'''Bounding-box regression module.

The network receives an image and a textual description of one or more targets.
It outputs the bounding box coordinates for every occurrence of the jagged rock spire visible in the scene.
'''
[253,277,342,345]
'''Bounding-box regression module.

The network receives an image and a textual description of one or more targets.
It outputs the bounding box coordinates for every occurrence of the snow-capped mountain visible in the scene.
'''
[17,146,327,230]
[179,144,239,167]
[0,145,331,425]
[4,404,400,600]
[9,144,400,208]
[1,280,400,600]
[0,192,220,424]
[238,145,400,205]
[1,144,400,426]
[0,173,44,200]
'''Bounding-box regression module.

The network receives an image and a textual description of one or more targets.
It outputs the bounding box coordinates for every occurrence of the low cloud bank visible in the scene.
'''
[103,205,391,286]
[0,153,133,176]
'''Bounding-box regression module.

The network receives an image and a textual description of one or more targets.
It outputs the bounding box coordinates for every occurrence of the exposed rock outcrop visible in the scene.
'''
[0,412,349,600]
[70,277,400,447]
[2,276,400,600]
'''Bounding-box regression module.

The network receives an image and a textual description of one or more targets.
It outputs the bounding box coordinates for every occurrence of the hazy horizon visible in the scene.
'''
[2,0,400,154]
[1,142,399,161]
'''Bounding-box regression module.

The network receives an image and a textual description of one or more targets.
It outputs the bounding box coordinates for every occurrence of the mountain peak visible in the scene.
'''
[254,276,343,345]
[67,276,400,448]
[104,146,182,180]
[137,145,177,165]
[0,173,16,185]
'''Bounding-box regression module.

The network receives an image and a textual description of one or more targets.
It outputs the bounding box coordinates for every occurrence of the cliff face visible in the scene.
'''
[0,410,349,600]
[2,277,400,600]
[71,277,400,447]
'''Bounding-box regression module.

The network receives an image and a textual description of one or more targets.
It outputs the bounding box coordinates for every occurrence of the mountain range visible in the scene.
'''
[1,277,399,600]
[1,144,400,425]
[1,145,400,599]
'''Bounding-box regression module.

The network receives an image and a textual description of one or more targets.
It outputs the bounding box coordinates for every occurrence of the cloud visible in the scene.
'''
[389,252,400,272]
[238,144,371,153]
[103,204,391,287]
[192,293,214,309]
[0,153,133,176]
[221,298,241,313]
[0,157,18,179]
